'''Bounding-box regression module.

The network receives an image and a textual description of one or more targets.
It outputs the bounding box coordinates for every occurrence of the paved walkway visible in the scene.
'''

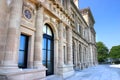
[46,65,120,80]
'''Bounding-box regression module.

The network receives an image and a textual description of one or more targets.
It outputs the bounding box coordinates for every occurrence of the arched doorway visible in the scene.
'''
[42,24,54,75]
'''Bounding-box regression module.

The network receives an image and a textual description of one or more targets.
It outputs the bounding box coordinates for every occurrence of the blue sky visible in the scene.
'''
[79,0,120,49]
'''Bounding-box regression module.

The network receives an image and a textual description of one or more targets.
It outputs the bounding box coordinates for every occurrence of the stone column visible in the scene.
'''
[76,43,80,69]
[3,0,23,68]
[34,6,44,68]
[90,45,93,66]
[86,47,90,67]
[58,22,64,66]
[67,27,73,65]
[93,47,95,65]
[0,0,8,66]
[54,38,58,74]
[88,46,91,66]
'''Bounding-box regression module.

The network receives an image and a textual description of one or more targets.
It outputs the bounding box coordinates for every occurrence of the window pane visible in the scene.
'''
[47,26,52,36]
[42,38,47,49]
[42,50,46,61]
[47,51,52,61]
[47,62,53,74]
[42,50,46,66]
[19,36,26,50]
[18,35,28,68]
[18,51,25,66]
[48,39,52,50]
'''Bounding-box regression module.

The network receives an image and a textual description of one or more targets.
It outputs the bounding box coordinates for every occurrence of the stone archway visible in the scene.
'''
[42,24,54,75]
[42,21,58,75]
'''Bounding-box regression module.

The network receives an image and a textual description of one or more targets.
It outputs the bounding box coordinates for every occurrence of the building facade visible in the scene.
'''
[0,0,97,80]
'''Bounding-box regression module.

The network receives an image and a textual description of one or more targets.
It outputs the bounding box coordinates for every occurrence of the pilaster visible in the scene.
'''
[54,38,59,74]
[81,45,84,69]
[0,0,8,66]
[74,41,77,69]
[67,27,73,65]
[58,22,64,67]
[2,0,23,69]
[34,5,45,69]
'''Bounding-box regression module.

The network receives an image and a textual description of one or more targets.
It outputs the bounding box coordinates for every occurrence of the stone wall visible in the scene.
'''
[0,0,97,80]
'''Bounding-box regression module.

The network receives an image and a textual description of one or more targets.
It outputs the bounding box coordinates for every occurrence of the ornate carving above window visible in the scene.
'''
[22,2,35,22]
[23,7,33,21]
[24,9,32,19]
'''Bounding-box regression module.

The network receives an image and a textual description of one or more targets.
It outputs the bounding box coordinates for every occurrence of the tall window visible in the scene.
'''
[72,42,75,65]
[79,44,81,62]
[63,27,66,39]
[18,34,29,68]
[42,24,54,76]
[84,47,86,62]
[77,24,81,34]
[77,24,80,32]
[64,46,67,64]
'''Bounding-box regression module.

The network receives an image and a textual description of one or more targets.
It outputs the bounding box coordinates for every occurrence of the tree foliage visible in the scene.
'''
[96,42,109,62]
[109,45,120,58]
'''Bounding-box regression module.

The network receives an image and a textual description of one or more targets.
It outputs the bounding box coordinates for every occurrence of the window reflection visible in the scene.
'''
[43,24,52,36]
[18,51,25,66]
[42,24,54,75]
[42,50,46,61]
[18,34,28,68]
[47,51,51,61]
[47,62,52,73]
[48,40,51,50]
[47,27,52,36]
[42,38,47,49]
[19,36,26,50]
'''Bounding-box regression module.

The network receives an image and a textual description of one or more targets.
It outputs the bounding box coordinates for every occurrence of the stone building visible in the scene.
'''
[0,0,97,80]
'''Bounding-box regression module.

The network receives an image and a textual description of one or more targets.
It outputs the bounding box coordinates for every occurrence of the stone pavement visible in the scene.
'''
[46,65,120,80]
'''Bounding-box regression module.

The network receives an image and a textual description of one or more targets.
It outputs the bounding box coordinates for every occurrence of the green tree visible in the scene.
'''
[96,42,109,62]
[109,45,120,58]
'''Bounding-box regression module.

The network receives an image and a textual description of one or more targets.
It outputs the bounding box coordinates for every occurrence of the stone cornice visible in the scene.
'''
[80,8,95,25]
[88,42,97,47]
[70,0,88,27]
[28,0,73,27]
[39,0,72,27]
[29,0,46,4]
[72,30,89,46]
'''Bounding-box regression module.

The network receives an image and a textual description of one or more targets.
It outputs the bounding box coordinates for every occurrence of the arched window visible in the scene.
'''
[42,24,54,76]
[43,24,52,36]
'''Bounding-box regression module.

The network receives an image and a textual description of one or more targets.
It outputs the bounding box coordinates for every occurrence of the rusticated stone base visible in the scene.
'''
[57,64,74,79]
[0,68,46,80]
